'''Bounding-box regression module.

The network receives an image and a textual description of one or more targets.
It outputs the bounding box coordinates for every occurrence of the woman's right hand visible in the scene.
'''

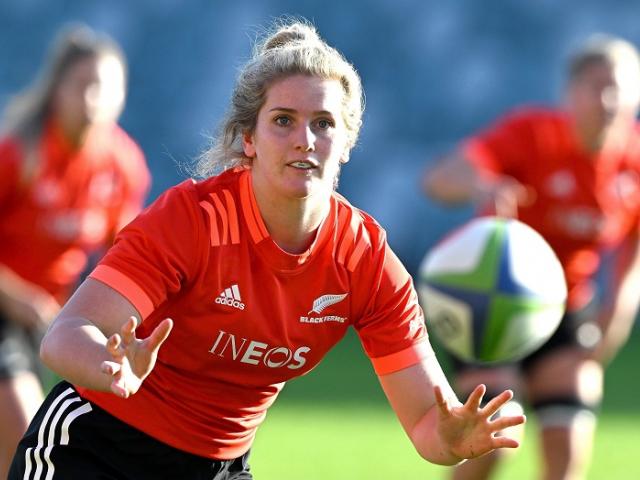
[0,289,60,331]
[474,176,536,218]
[101,316,173,398]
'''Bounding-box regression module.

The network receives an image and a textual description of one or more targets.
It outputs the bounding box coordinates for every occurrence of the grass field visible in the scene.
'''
[251,329,640,479]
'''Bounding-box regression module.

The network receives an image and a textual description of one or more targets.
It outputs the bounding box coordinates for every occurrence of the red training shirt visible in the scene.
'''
[464,107,640,309]
[0,119,150,302]
[79,167,429,460]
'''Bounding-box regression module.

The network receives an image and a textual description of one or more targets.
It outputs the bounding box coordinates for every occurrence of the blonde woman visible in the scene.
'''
[10,19,523,479]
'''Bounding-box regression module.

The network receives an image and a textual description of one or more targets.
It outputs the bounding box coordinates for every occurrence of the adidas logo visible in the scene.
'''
[215,284,245,310]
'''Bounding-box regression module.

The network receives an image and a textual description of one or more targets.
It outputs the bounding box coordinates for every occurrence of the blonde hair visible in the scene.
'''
[193,18,364,178]
[1,23,127,145]
[569,34,640,82]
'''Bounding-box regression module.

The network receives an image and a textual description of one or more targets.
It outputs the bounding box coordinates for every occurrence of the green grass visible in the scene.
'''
[250,329,640,479]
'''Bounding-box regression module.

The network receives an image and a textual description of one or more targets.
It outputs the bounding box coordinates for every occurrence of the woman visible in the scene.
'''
[0,24,149,478]
[10,19,524,479]
[423,34,640,480]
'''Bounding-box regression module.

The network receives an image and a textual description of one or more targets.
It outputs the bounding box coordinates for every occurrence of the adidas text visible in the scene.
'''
[215,296,245,310]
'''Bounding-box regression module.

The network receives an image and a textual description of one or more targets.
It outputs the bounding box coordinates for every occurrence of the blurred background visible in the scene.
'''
[2,1,639,478]
[4,0,640,276]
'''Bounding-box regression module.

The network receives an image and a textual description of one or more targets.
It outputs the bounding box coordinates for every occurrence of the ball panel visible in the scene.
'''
[420,219,506,292]
[502,220,567,303]
[417,284,476,362]
[480,294,566,362]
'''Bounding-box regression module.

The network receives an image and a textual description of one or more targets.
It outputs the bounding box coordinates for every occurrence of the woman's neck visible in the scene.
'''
[53,116,90,149]
[252,186,330,255]
[574,119,633,155]
[571,119,606,154]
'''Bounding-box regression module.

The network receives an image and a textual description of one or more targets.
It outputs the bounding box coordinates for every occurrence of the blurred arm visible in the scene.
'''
[0,263,61,330]
[593,232,640,364]
[422,149,533,217]
[422,150,484,205]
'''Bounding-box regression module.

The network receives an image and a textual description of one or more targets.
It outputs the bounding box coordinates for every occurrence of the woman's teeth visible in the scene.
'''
[291,162,314,169]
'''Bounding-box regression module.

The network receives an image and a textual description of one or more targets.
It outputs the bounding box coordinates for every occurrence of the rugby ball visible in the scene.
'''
[417,216,567,363]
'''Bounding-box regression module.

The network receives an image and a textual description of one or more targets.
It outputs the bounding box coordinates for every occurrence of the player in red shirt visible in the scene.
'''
[423,34,640,480]
[0,25,149,478]
[9,19,524,479]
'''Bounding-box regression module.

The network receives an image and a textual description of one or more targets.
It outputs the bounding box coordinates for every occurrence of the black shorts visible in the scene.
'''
[0,312,43,380]
[9,381,253,480]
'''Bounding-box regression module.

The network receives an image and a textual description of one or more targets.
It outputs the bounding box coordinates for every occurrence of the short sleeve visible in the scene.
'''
[353,240,429,376]
[89,181,206,319]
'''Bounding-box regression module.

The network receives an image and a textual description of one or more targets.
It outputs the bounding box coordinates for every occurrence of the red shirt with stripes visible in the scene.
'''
[464,107,640,309]
[78,167,428,460]
[0,120,150,302]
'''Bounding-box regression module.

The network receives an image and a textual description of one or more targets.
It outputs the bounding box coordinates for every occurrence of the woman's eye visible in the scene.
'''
[275,116,291,126]
[317,118,334,129]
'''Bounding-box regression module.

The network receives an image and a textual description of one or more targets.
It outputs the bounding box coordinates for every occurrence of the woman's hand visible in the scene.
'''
[434,384,526,461]
[474,176,535,218]
[0,270,61,330]
[100,316,173,398]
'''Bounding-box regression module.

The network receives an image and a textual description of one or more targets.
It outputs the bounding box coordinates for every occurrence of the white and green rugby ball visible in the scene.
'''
[418,216,567,364]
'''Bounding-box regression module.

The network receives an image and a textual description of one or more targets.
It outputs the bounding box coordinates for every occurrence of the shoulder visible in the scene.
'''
[496,105,566,130]
[153,174,237,212]
[0,134,23,162]
[153,169,244,231]
[332,192,388,272]
[102,124,149,176]
[189,168,245,205]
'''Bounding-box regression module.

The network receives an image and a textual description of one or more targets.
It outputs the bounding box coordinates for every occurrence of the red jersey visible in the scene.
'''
[464,107,640,308]
[78,167,428,460]
[0,120,150,302]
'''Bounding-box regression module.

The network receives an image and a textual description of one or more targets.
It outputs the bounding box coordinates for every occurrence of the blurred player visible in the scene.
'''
[0,24,150,478]
[423,34,640,480]
[9,18,524,479]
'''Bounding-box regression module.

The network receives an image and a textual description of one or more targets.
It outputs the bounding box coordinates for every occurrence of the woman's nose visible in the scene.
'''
[294,125,316,152]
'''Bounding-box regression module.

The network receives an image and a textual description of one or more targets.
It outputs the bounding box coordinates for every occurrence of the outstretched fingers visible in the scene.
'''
[491,414,526,433]
[433,385,452,416]
[491,434,521,449]
[110,376,130,399]
[120,316,139,345]
[101,361,122,376]
[465,384,487,411]
[481,389,514,418]
[144,318,174,353]
[105,332,123,359]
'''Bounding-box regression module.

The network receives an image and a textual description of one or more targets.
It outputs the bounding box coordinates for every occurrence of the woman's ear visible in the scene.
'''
[340,148,350,164]
[242,131,256,158]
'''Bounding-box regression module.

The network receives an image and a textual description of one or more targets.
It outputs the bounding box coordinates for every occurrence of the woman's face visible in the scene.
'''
[566,59,640,135]
[243,74,350,202]
[51,53,126,134]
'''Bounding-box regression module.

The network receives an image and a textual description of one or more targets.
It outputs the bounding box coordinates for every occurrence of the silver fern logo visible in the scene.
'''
[309,293,348,314]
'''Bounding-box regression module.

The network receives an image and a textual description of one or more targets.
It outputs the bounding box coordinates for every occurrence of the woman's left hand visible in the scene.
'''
[434,384,526,461]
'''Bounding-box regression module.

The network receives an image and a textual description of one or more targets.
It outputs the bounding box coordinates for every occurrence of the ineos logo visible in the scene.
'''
[208,330,309,369]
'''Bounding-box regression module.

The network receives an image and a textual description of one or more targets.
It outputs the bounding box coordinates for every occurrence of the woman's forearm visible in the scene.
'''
[40,316,116,392]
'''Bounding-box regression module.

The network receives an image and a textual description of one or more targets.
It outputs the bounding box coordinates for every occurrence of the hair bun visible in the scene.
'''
[260,22,320,53]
